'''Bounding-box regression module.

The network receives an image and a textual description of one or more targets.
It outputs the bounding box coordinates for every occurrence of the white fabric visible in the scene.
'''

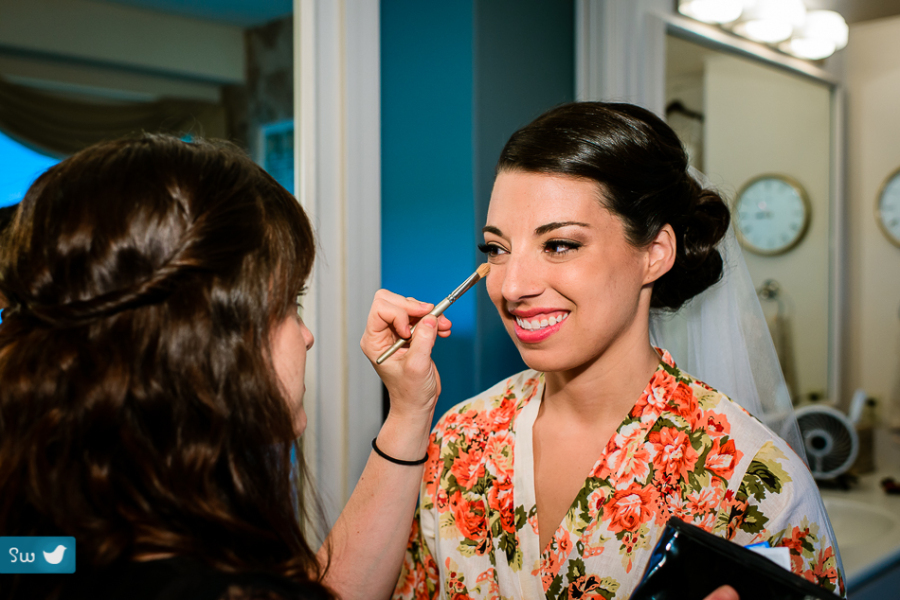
[648,169,807,464]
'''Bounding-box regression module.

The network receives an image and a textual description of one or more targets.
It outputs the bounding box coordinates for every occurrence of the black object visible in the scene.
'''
[629,518,835,600]
[881,477,900,495]
[371,437,428,466]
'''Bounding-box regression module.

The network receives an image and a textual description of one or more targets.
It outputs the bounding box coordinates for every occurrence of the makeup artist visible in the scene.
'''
[0,134,449,600]
[390,102,845,600]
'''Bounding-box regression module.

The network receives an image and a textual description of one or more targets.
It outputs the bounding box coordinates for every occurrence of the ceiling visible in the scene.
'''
[95,0,292,27]
[791,0,900,24]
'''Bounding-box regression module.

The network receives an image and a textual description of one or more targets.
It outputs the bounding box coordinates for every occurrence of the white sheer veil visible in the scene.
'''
[649,167,807,464]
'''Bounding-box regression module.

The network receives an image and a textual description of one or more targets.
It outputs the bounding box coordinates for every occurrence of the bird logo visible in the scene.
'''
[43,545,66,565]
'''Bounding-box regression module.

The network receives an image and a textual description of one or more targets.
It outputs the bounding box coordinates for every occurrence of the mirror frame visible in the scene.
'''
[644,12,847,404]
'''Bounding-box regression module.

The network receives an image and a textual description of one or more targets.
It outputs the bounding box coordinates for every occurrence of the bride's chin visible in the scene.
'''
[516,348,579,375]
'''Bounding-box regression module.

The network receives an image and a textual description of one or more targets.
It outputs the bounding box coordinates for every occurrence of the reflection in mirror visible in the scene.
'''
[665,34,832,404]
[0,0,293,199]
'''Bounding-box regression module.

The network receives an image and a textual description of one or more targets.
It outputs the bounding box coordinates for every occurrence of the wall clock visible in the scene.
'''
[734,174,811,256]
[876,167,900,248]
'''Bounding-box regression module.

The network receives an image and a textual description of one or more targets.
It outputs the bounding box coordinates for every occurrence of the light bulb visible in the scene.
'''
[781,10,849,60]
[733,0,806,44]
[678,0,744,24]
[780,37,836,60]
[801,10,849,50]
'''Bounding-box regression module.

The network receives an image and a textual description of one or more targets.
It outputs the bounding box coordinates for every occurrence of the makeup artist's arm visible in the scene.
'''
[321,290,450,600]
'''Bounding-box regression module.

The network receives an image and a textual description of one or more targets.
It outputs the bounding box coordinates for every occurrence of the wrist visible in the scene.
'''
[384,391,436,425]
[375,410,435,462]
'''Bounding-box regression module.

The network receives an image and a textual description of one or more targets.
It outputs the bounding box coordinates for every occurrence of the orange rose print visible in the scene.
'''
[604,483,659,534]
[649,426,699,482]
[704,437,741,480]
[631,368,676,420]
[449,490,488,548]
[450,445,486,490]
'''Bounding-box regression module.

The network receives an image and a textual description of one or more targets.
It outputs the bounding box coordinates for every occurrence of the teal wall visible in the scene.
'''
[381,0,574,419]
[0,131,58,208]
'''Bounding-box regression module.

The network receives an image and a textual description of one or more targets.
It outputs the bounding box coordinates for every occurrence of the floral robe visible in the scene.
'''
[394,351,845,600]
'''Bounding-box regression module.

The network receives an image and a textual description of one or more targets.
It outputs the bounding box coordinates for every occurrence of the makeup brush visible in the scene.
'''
[376,263,491,365]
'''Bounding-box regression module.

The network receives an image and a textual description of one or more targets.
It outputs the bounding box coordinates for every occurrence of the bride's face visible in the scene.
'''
[482,171,654,374]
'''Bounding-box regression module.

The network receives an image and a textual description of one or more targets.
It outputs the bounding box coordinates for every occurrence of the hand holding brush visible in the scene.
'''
[376,263,491,364]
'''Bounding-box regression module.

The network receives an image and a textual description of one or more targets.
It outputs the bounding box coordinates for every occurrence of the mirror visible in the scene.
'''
[0,0,293,197]
[664,29,839,404]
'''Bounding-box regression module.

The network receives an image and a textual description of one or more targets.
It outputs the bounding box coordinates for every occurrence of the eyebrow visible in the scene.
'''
[482,221,591,237]
[534,221,591,235]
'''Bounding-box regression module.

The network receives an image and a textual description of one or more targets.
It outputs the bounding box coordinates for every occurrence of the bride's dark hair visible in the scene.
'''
[497,101,730,310]
[0,135,327,593]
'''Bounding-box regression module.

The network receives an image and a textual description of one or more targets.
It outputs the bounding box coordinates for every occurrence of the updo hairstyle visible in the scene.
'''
[496,102,730,310]
[0,135,325,586]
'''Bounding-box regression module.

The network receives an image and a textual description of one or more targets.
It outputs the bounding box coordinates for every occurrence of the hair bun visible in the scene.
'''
[651,178,731,310]
[682,184,731,269]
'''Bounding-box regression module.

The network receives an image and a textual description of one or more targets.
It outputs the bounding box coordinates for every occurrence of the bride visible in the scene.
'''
[380,102,844,600]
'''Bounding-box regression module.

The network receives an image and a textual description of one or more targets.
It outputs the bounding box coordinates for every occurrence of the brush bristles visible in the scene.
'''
[477,263,491,278]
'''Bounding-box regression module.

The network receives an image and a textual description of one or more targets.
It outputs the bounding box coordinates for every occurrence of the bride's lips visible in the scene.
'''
[509,309,569,343]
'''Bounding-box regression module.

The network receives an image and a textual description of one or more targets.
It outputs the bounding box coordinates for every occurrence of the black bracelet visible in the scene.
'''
[371,437,428,466]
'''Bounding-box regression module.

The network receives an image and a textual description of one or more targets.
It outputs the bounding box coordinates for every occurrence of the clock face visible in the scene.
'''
[877,169,900,248]
[734,175,811,255]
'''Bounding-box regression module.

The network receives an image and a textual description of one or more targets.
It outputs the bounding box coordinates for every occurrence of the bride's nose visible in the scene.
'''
[500,251,544,302]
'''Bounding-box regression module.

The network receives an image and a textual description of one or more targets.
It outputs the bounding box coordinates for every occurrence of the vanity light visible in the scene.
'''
[677,0,743,25]
[780,10,848,60]
[677,0,850,62]
[733,0,807,44]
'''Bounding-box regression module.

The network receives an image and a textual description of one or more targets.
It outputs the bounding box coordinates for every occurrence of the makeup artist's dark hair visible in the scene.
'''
[0,203,17,235]
[0,135,329,597]
[497,101,730,310]
[0,203,17,309]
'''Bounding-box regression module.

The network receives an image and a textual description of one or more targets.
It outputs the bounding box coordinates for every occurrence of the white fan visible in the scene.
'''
[793,390,866,480]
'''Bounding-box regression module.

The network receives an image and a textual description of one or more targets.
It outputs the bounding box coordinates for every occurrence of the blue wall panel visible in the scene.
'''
[473,0,575,394]
[381,0,478,417]
[381,0,574,421]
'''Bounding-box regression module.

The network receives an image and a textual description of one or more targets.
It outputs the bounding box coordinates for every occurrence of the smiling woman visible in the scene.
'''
[393,102,845,600]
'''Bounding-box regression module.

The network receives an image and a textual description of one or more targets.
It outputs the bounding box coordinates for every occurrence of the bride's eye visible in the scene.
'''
[478,242,509,260]
[544,239,581,256]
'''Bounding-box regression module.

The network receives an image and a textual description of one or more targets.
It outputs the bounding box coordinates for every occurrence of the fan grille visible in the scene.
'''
[795,407,858,479]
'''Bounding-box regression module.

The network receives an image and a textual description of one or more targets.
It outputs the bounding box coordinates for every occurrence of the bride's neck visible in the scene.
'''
[541,338,661,426]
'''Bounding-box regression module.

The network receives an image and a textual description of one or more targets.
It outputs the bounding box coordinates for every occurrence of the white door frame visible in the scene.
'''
[294,0,382,529]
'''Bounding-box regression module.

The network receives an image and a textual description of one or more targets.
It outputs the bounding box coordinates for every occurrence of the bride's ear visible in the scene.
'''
[644,224,676,285]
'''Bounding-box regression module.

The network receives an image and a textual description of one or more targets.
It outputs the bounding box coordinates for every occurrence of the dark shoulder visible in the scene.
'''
[57,557,331,600]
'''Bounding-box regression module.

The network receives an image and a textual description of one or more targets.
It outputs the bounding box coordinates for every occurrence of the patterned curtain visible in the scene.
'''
[0,76,226,157]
